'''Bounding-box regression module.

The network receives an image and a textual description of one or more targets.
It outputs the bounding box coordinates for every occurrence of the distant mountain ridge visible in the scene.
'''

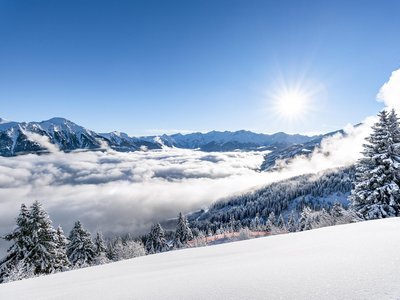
[140,130,317,152]
[0,117,321,157]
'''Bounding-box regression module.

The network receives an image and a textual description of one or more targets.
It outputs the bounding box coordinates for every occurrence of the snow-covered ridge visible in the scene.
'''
[1,218,399,299]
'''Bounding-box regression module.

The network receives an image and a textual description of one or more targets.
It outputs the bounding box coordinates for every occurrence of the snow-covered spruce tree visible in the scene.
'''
[1,261,35,283]
[55,226,70,270]
[330,202,345,219]
[56,226,68,251]
[67,221,95,267]
[266,212,278,233]
[265,218,272,232]
[298,206,313,231]
[330,202,359,225]
[277,214,286,231]
[144,239,155,255]
[0,204,31,282]
[287,211,297,233]
[93,232,109,265]
[27,201,69,274]
[173,212,193,249]
[1,201,68,282]
[350,110,400,219]
[145,223,167,254]
[267,212,276,226]
[250,213,263,231]
[228,214,235,233]
[110,237,125,261]
[388,109,400,146]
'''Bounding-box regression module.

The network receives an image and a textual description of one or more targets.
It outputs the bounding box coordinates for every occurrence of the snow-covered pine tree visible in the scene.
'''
[277,214,286,231]
[0,204,31,282]
[298,206,312,231]
[250,213,263,231]
[265,212,276,232]
[145,223,167,254]
[388,109,400,146]
[144,238,155,255]
[265,219,272,232]
[55,226,70,271]
[287,211,297,233]
[66,221,95,267]
[267,212,276,226]
[27,201,68,274]
[228,214,235,233]
[330,202,345,219]
[110,237,125,261]
[93,232,109,265]
[1,261,35,283]
[330,202,359,225]
[56,226,68,251]
[388,108,400,190]
[350,110,400,219]
[173,212,193,248]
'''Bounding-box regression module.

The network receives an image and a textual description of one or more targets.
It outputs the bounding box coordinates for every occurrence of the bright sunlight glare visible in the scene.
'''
[271,87,314,121]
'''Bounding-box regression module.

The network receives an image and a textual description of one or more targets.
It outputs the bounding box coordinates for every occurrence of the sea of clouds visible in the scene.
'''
[0,67,399,255]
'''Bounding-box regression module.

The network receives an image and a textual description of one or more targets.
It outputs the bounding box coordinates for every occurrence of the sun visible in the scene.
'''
[267,74,324,122]
[271,86,313,121]
[275,89,308,118]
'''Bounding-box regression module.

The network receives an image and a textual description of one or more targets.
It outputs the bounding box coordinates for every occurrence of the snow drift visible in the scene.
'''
[1,218,399,299]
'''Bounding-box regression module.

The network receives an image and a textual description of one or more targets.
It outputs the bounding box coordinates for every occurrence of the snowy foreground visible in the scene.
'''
[1,219,400,300]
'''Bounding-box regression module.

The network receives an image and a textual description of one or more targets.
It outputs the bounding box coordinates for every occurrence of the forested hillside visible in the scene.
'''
[189,167,354,233]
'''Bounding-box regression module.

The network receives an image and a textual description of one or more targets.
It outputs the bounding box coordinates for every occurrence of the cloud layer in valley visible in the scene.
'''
[0,125,366,248]
[0,148,270,241]
[0,131,362,252]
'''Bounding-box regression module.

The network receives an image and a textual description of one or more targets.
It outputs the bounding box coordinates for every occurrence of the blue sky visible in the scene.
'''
[0,0,399,136]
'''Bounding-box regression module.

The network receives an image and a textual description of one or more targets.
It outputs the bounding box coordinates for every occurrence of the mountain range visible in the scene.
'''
[0,117,348,171]
[0,117,321,153]
[141,130,316,151]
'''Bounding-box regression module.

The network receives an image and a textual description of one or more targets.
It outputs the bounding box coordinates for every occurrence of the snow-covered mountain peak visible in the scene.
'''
[38,117,88,134]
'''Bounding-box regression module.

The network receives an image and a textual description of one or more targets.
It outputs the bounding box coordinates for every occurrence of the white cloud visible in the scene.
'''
[22,130,60,153]
[377,68,400,111]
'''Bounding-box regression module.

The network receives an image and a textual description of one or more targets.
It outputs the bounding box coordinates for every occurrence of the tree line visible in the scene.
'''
[0,203,193,283]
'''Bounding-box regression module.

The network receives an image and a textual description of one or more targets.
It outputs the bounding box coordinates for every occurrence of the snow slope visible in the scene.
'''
[1,218,400,299]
